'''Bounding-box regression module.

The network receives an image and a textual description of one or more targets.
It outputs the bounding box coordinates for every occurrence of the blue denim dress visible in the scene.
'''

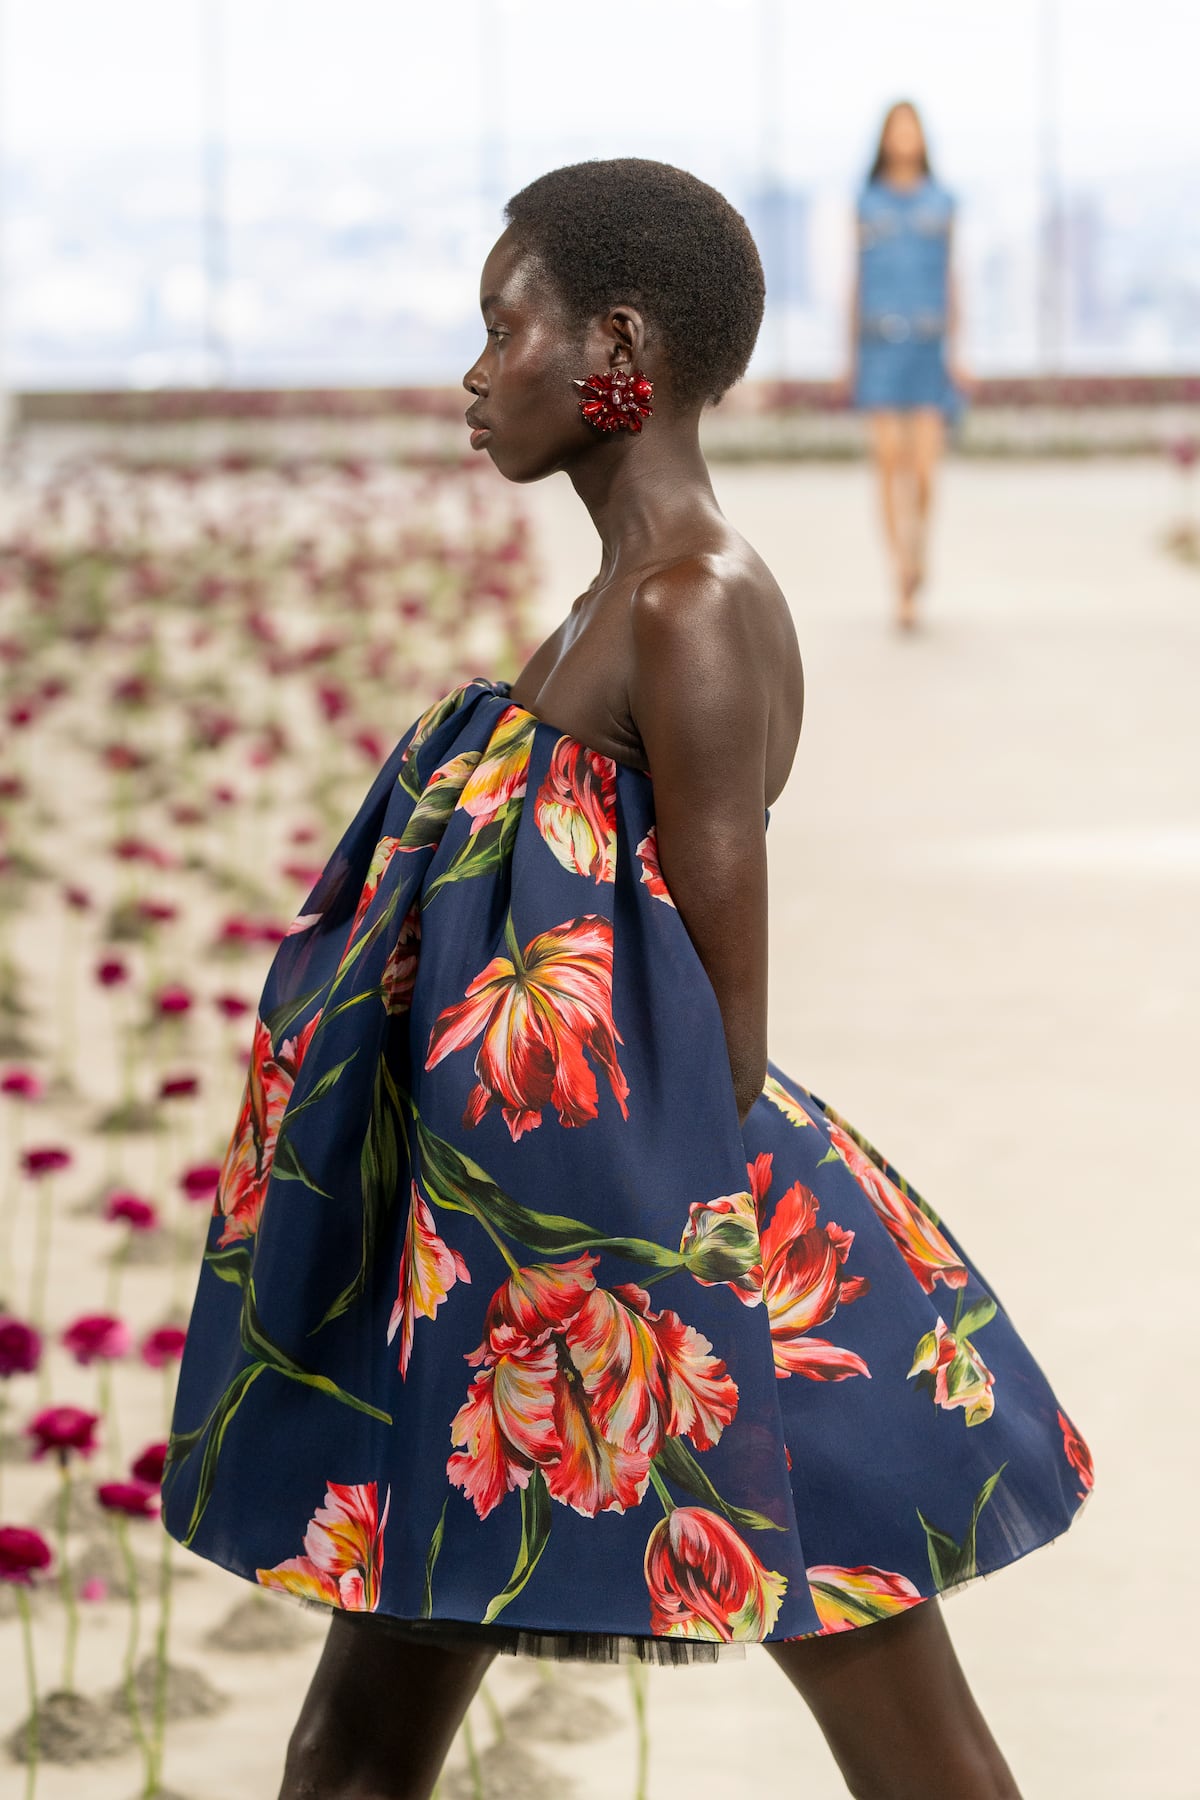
[854,176,965,419]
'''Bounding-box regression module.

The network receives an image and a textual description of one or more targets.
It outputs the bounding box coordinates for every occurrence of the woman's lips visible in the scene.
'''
[467,422,492,450]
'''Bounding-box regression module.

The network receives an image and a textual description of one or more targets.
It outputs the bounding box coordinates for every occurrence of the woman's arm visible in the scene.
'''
[628,562,770,1125]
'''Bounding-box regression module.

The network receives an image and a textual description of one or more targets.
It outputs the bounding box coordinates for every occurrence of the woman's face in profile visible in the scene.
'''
[462,225,595,485]
[882,106,925,171]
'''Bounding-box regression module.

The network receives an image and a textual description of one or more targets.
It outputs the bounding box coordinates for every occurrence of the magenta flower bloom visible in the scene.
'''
[104,1192,158,1232]
[158,1074,199,1099]
[214,993,251,1019]
[0,1525,53,1585]
[156,984,192,1016]
[180,1162,221,1202]
[140,1325,186,1367]
[137,899,178,925]
[130,1441,168,1485]
[62,1314,132,1366]
[0,1317,42,1378]
[27,1405,101,1461]
[21,1146,72,1178]
[96,1480,160,1519]
[2,1068,44,1101]
[96,956,129,988]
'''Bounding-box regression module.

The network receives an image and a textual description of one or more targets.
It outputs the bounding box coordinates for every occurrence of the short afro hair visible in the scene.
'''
[503,158,765,408]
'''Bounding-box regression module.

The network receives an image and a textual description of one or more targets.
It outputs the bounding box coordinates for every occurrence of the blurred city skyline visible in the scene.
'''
[0,0,1195,388]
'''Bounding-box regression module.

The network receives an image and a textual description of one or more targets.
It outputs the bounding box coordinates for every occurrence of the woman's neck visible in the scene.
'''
[566,419,724,578]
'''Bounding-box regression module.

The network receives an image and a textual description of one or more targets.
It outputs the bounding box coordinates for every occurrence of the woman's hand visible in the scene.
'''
[949,356,978,401]
[629,562,770,1126]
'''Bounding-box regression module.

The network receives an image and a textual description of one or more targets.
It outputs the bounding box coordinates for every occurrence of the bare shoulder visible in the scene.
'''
[630,544,801,706]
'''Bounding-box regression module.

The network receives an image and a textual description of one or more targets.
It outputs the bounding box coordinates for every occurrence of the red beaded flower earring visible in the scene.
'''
[573,367,654,433]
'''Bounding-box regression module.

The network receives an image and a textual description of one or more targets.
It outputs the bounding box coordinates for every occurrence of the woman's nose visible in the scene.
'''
[462,361,488,397]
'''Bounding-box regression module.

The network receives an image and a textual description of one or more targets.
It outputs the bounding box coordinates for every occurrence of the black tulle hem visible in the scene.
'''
[294,1599,743,1664]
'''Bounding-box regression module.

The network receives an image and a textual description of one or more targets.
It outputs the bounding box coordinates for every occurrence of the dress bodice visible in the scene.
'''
[855,176,955,344]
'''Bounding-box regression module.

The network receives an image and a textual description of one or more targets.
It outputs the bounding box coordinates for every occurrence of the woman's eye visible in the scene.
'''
[486,326,506,342]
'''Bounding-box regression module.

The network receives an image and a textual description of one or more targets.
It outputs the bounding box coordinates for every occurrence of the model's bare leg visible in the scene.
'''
[868,410,918,629]
[767,1596,1022,1800]
[279,1613,494,1800]
[909,406,945,599]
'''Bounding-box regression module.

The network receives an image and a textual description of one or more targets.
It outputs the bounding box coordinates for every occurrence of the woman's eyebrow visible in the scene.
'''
[480,293,502,313]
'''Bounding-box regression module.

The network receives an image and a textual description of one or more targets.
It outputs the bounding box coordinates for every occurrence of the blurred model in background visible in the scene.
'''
[847,101,974,630]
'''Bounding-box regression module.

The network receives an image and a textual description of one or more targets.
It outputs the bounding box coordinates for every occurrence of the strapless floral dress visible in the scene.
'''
[162,676,1094,1661]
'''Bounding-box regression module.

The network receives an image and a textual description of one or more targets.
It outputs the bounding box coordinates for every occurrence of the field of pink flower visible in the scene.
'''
[0,452,578,1798]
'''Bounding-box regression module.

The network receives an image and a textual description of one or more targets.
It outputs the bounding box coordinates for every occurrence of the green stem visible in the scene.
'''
[628,1659,650,1800]
[146,1525,173,1794]
[17,1587,38,1800]
[113,1514,154,1780]
[647,1462,676,1517]
[501,907,525,973]
[462,1713,484,1800]
[30,1177,56,1385]
[478,1679,504,1741]
[98,1360,121,1474]
[466,1201,520,1277]
[57,1461,79,1690]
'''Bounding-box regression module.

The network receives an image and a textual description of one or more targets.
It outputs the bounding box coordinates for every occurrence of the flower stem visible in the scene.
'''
[628,1658,650,1800]
[30,1177,56,1386]
[98,1361,122,1474]
[647,1462,676,1518]
[146,1525,173,1795]
[462,1713,484,1800]
[57,1461,79,1690]
[113,1513,154,1779]
[17,1586,39,1800]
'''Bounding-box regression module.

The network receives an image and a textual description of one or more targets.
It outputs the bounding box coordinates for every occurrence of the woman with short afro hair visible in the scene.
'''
[162,156,1091,1800]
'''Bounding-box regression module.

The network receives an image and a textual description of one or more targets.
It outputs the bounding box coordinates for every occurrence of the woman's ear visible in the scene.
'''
[604,304,647,368]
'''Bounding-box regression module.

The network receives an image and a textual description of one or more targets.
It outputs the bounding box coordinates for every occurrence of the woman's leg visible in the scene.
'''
[279,1612,494,1800]
[766,1596,1022,1800]
[867,410,918,628]
[909,406,946,597]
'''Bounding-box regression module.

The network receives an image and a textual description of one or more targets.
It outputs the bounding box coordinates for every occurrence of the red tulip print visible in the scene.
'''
[388,1183,470,1377]
[342,835,404,958]
[644,1506,787,1642]
[534,738,617,881]
[448,1254,737,1522]
[755,1157,871,1382]
[908,1315,995,1425]
[257,1480,389,1611]
[215,1010,322,1244]
[380,902,421,1016]
[426,914,629,1140]
[825,1120,967,1294]
[1057,1409,1094,1500]
[455,705,534,835]
[635,827,675,906]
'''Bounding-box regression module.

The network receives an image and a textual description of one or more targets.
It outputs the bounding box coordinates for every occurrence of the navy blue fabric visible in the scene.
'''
[163,677,1091,1652]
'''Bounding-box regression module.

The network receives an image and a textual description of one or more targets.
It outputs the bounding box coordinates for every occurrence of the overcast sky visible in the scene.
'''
[1,0,1195,189]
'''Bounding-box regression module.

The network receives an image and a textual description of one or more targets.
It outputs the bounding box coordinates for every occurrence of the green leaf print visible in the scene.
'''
[398,687,471,798]
[409,1105,685,1272]
[167,1268,391,1545]
[423,797,524,902]
[421,1500,449,1620]
[953,1294,997,1340]
[271,1133,334,1200]
[654,1436,786,1534]
[482,1469,552,1624]
[917,1463,1008,1589]
[398,752,480,850]
[316,1052,403,1329]
[261,986,325,1047]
